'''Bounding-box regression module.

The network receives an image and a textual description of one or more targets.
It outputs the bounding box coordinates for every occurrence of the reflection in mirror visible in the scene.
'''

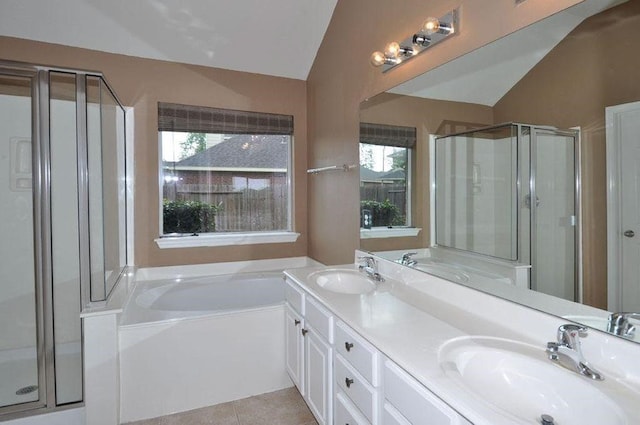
[359,0,640,342]
[359,122,415,229]
[435,125,519,261]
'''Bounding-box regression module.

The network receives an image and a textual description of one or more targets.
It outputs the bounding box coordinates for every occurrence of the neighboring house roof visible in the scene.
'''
[360,166,405,181]
[176,135,288,170]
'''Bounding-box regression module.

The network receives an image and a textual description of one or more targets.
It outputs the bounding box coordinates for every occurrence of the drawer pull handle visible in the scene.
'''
[345,342,354,352]
[345,377,354,388]
[301,328,308,336]
[294,319,300,326]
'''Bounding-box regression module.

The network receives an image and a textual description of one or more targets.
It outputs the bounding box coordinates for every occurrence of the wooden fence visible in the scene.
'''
[164,183,288,231]
[360,181,407,217]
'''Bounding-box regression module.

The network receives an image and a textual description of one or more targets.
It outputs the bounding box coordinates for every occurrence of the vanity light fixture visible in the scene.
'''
[371,7,459,72]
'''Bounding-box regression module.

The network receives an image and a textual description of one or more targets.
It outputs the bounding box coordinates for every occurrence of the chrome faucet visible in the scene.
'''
[546,324,604,380]
[397,252,418,267]
[358,256,384,282]
[607,312,640,339]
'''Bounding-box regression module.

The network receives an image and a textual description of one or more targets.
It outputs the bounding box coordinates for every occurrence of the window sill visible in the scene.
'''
[360,227,421,239]
[155,231,300,249]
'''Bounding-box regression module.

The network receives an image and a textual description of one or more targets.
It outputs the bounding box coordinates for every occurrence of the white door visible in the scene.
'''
[285,305,305,395]
[606,101,640,311]
[305,328,332,425]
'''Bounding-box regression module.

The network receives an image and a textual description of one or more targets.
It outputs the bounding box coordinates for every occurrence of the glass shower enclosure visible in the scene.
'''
[0,62,127,417]
[434,123,579,301]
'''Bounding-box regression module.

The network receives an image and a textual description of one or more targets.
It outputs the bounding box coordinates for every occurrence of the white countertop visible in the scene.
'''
[284,260,640,425]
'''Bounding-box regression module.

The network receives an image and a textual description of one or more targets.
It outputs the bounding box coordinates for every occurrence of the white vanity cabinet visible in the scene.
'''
[383,360,471,425]
[285,278,334,425]
[333,320,381,425]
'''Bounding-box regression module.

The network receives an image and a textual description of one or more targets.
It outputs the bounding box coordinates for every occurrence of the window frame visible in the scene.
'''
[359,122,417,234]
[155,103,298,248]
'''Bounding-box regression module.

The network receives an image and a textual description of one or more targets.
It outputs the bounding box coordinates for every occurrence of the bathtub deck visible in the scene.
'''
[124,387,318,425]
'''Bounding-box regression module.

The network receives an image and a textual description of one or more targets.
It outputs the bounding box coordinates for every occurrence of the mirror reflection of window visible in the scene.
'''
[359,123,415,229]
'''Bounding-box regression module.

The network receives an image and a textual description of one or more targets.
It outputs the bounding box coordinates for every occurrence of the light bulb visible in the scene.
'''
[384,41,401,59]
[422,17,441,35]
[370,51,386,67]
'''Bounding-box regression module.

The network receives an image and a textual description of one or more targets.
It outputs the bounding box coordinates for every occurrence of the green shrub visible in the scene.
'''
[360,199,402,227]
[163,199,221,234]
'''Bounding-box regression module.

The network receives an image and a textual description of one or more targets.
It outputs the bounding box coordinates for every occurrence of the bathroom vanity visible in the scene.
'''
[284,251,640,425]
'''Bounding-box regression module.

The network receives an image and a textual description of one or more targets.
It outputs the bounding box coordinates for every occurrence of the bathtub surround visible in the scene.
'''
[119,257,320,423]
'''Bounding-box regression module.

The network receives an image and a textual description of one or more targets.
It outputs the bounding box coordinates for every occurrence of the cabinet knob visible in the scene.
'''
[294,319,300,326]
[345,377,354,388]
[345,342,354,352]
[301,328,308,336]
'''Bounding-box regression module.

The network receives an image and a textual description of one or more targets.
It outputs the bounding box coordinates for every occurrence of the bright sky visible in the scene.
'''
[161,131,188,162]
[361,143,401,172]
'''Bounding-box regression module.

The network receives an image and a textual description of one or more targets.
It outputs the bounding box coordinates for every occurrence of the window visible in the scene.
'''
[158,103,295,246]
[359,122,416,230]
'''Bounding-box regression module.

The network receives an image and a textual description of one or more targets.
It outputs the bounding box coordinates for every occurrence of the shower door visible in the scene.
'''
[530,128,579,301]
[0,72,44,412]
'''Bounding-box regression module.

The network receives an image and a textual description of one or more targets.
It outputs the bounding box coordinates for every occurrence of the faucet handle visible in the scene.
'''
[401,252,417,260]
[607,312,640,337]
[358,255,376,267]
[557,324,587,349]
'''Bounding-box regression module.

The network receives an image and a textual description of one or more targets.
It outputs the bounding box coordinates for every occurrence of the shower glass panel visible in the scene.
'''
[435,125,518,260]
[49,72,83,404]
[0,61,128,419]
[433,122,579,301]
[100,81,127,299]
[532,130,576,301]
[86,76,127,302]
[86,76,105,301]
[0,74,40,409]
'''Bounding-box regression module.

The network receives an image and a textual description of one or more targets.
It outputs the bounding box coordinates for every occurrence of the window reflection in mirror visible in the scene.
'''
[360,142,409,228]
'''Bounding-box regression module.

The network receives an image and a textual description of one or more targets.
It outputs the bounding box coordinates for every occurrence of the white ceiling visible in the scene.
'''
[0,0,338,80]
[389,0,625,106]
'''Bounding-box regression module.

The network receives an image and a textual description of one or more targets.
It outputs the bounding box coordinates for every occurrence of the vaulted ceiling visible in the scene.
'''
[0,0,338,80]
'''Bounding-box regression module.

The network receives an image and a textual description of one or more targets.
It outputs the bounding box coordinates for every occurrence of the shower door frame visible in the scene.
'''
[0,65,48,416]
[528,125,582,302]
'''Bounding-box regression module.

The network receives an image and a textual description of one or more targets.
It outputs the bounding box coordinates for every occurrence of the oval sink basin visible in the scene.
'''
[438,336,626,424]
[309,269,376,295]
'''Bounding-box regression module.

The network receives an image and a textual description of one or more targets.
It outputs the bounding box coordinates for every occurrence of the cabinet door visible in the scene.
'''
[285,304,305,396]
[305,328,332,425]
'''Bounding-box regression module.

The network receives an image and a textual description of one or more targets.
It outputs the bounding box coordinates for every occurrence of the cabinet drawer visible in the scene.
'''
[335,391,370,425]
[285,278,305,315]
[384,361,470,425]
[334,321,379,385]
[335,354,377,424]
[306,296,333,343]
[383,403,411,425]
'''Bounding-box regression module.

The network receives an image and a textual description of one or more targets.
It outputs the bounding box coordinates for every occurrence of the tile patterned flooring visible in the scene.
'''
[125,387,318,425]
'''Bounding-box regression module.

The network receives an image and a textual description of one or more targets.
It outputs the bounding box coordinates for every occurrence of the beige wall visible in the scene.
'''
[494,1,640,309]
[306,0,582,265]
[0,36,308,267]
[0,0,583,268]
[359,93,493,252]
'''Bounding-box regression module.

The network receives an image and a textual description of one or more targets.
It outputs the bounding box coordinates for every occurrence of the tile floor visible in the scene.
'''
[125,387,318,425]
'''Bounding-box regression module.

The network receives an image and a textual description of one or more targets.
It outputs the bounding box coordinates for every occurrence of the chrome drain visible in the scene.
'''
[15,385,38,395]
[541,414,555,425]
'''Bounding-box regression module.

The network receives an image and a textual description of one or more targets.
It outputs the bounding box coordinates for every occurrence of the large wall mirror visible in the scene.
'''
[359,0,640,342]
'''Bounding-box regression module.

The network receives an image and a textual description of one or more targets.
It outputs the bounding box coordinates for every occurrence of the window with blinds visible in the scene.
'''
[158,102,293,236]
[359,122,416,228]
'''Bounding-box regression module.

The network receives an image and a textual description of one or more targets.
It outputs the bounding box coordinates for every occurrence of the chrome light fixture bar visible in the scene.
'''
[370,8,459,72]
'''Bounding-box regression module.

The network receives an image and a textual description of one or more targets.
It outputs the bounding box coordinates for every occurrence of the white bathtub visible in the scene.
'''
[119,269,294,423]
[120,271,285,326]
